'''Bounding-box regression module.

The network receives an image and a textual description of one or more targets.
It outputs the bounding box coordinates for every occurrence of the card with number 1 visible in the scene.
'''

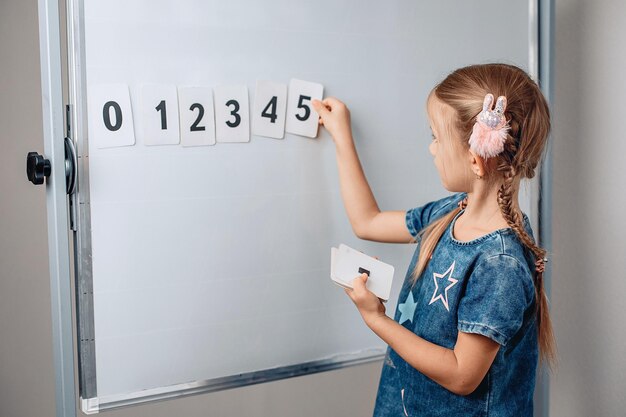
[141,84,180,146]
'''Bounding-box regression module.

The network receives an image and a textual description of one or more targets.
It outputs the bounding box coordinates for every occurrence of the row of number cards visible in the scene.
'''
[88,79,324,149]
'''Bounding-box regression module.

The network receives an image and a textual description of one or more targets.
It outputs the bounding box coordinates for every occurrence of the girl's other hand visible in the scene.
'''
[345,273,387,326]
[312,98,353,148]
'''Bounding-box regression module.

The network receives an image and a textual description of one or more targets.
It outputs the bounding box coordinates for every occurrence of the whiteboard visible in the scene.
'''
[68,0,535,412]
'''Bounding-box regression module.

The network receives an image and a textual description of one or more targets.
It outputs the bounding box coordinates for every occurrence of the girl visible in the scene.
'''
[312,63,556,416]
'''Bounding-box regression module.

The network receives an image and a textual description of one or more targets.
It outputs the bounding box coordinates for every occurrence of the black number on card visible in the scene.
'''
[155,100,167,130]
[261,96,278,123]
[225,99,241,128]
[102,101,122,131]
[189,103,206,132]
[295,95,311,121]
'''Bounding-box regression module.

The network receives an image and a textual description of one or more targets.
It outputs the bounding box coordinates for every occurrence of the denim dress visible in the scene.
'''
[373,192,538,417]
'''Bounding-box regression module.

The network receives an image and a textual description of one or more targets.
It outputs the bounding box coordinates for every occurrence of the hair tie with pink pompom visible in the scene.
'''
[468,93,510,159]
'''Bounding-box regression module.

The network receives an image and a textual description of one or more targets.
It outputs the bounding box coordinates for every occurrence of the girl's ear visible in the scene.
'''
[468,149,486,178]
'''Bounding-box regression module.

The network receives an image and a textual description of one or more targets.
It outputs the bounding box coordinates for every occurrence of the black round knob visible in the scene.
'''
[26,152,51,185]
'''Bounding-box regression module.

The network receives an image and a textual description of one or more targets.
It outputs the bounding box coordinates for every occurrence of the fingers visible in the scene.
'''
[312,99,329,127]
[344,287,355,304]
[311,99,330,116]
[351,273,369,291]
[312,97,347,114]
[322,97,346,110]
[344,273,367,300]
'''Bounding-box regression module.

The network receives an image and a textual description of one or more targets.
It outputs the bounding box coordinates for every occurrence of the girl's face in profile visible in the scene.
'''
[427,94,473,193]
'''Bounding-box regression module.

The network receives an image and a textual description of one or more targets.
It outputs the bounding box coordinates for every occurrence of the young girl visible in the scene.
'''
[312,63,556,416]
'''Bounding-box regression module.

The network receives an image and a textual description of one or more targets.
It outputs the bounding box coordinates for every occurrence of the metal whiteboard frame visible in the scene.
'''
[536,1,555,416]
[39,0,552,415]
[38,0,77,416]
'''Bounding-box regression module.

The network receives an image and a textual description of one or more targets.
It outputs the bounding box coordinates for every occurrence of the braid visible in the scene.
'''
[497,164,556,368]
[431,62,555,367]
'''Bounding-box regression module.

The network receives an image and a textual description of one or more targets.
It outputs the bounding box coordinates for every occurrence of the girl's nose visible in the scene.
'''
[429,141,436,156]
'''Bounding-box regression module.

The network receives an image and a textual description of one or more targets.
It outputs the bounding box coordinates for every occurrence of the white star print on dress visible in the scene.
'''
[428,260,459,312]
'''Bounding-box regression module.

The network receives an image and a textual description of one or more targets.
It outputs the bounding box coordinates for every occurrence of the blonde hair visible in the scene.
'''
[413,63,556,368]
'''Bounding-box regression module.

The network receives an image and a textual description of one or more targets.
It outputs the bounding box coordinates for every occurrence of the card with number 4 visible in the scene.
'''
[286,79,324,138]
[252,80,287,139]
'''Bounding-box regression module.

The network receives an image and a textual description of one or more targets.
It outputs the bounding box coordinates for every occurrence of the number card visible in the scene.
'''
[214,85,250,143]
[141,84,180,146]
[87,84,135,149]
[252,80,287,139]
[285,79,324,138]
[178,87,216,147]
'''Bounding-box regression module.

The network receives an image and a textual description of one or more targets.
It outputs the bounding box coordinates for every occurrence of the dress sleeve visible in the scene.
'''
[457,254,535,346]
[405,193,466,239]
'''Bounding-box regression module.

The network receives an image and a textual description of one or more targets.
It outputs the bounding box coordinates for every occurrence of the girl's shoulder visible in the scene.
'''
[405,192,466,238]
[430,192,468,220]
[455,215,537,297]
[442,201,537,283]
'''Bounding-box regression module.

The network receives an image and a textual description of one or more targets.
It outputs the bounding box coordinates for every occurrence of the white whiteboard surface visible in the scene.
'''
[73,0,532,411]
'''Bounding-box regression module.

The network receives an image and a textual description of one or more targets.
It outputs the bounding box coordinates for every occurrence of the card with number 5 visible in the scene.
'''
[285,79,324,138]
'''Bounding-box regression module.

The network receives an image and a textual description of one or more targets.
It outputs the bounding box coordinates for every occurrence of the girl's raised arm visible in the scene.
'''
[312,98,413,243]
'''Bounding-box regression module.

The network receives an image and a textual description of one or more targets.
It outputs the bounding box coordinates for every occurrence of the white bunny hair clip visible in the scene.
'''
[468,93,510,159]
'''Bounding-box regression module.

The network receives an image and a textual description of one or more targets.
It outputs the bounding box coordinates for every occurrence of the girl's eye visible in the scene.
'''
[431,134,437,141]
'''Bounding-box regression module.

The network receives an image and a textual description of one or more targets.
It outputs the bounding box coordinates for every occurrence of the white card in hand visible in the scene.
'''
[330,247,351,291]
[330,244,395,301]
[285,79,323,138]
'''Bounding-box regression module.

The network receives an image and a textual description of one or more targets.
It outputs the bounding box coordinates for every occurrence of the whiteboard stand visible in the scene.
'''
[37,0,78,416]
[536,1,555,416]
[35,0,553,416]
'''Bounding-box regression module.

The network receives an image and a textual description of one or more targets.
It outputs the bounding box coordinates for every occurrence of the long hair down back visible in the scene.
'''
[413,63,556,368]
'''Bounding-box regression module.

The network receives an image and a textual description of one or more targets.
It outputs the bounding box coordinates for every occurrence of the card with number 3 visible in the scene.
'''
[214,85,250,143]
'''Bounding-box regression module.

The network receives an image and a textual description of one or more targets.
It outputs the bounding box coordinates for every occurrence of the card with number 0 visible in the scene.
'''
[252,80,287,139]
[214,85,250,143]
[286,79,324,138]
[88,84,135,149]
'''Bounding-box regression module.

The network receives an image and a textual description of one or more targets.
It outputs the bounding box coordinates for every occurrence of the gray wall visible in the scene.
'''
[3,0,626,416]
[549,0,626,415]
[0,0,57,415]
